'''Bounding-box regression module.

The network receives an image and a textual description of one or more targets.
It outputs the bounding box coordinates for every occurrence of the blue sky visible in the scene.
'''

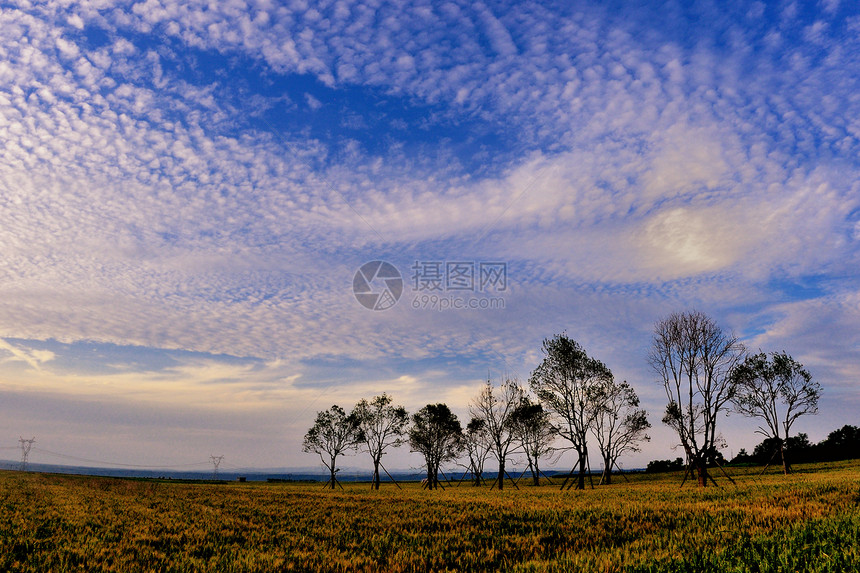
[1,0,859,473]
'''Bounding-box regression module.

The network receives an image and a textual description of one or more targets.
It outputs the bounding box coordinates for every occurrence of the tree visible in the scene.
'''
[591,379,650,484]
[646,457,685,473]
[649,311,744,487]
[302,405,362,489]
[462,417,493,486]
[752,433,816,465]
[530,334,613,490]
[469,378,524,490]
[509,397,557,486]
[408,403,463,490]
[731,351,820,474]
[818,425,860,461]
[730,448,755,465]
[353,393,409,489]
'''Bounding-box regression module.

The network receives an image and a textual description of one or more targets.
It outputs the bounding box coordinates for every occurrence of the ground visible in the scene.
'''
[1,461,858,572]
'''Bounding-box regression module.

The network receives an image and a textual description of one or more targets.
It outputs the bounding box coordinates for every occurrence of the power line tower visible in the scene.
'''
[210,455,224,480]
[19,437,35,471]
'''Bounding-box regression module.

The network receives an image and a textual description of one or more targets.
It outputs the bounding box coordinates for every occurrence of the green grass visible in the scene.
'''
[1,461,858,572]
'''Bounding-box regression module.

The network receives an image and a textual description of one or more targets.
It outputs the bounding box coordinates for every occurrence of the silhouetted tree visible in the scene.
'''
[649,311,744,487]
[302,405,362,489]
[462,417,492,486]
[591,379,650,484]
[646,457,685,473]
[470,378,524,490]
[530,334,612,490]
[510,397,557,485]
[730,448,755,465]
[731,351,820,474]
[818,425,860,461]
[753,433,816,465]
[409,403,463,490]
[353,393,409,489]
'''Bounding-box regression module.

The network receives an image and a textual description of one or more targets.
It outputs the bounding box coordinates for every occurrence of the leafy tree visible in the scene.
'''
[730,448,755,465]
[646,457,685,473]
[743,425,860,467]
[591,379,650,484]
[530,334,612,490]
[752,433,816,465]
[353,393,409,489]
[509,397,557,486]
[470,378,524,490]
[462,417,493,486]
[302,405,362,489]
[649,311,744,487]
[731,351,820,474]
[818,425,860,461]
[409,403,463,490]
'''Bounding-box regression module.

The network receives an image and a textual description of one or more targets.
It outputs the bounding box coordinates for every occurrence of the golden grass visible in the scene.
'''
[0,460,858,572]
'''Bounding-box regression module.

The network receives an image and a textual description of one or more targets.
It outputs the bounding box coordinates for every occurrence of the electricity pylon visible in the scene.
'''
[19,437,35,471]
[210,455,224,480]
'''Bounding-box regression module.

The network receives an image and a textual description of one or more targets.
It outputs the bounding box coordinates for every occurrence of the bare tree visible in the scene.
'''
[409,403,463,490]
[353,393,409,489]
[731,351,820,474]
[462,417,493,486]
[510,397,557,485]
[530,334,612,490]
[649,311,744,487]
[470,378,524,490]
[591,379,650,484]
[302,405,362,489]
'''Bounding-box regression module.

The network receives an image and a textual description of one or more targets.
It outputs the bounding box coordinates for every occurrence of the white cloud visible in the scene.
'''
[0,0,859,468]
[0,339,55,371]
[304,92,322,110]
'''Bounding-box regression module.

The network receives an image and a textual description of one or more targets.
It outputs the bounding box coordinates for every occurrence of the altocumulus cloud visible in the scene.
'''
[0,0,858,468]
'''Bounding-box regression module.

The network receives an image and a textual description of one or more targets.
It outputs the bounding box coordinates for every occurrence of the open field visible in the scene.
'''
[1,461,859,572]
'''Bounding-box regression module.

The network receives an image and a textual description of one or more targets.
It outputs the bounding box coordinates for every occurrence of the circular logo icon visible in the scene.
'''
[353,261,403,311]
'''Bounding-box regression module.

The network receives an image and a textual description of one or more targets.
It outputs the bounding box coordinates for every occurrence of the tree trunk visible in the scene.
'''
[470,456,482,486]
[696,460,708,487]
[577,453,586,490]
[532,460,540,486]
[780,443,792,475]
[498,459,505,491]
[372,461,381,490]
[329,466,337,490]
[603,456,612,485]
[426,466,434,490]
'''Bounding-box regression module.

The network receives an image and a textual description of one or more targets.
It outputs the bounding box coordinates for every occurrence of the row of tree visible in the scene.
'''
[651,310,821,485]
[303,334,652,491]
[732,424,860,466]
[647,425,858,472]
[304,310,823,489]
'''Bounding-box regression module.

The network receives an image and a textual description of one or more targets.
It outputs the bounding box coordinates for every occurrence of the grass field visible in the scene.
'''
[1,461,859,572]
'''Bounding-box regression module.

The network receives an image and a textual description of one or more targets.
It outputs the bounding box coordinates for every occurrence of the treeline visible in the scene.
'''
[646,425,860,473]
[731,425,860,466]
[305,310,836,490]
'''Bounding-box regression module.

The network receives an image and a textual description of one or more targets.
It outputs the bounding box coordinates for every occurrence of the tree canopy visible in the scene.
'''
[731,351,820,474]
[408,403,463,490]
[302,405,363,489]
